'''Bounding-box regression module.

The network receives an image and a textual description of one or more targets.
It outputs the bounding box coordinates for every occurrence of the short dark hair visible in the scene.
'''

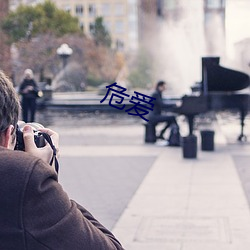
[156,80,166,90]
[0,71,20,143]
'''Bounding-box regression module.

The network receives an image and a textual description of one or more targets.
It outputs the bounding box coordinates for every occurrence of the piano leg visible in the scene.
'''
[187,115,195,135]
[238,109,247,142]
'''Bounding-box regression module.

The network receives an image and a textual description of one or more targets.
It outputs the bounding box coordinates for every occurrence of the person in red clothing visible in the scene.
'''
[0,70,124,250]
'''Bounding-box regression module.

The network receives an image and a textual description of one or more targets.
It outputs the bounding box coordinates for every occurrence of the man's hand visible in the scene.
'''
[22,125,59,165]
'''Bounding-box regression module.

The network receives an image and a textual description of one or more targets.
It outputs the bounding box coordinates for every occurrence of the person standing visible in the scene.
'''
[19,69,39,122]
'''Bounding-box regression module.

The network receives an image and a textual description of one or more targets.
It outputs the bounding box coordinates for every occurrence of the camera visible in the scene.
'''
[14,122,46,151]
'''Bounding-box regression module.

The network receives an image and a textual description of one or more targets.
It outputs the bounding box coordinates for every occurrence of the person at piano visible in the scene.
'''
[148,80,178,140]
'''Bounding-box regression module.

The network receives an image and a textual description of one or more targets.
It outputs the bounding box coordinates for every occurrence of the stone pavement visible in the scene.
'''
[111,118,250,250]
[44,111,250,250]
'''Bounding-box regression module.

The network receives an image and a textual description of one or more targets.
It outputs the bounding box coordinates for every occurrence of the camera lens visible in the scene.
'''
[14,121,46,151]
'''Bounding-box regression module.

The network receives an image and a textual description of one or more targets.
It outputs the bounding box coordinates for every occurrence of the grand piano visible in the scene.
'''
[175,57,250,141]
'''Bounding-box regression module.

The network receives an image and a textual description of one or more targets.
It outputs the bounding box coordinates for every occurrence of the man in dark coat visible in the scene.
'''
[148,80,178,140]
[0,70,124,249]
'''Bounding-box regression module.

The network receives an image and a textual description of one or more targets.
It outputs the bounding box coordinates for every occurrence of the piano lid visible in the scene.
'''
[201,57,250,92]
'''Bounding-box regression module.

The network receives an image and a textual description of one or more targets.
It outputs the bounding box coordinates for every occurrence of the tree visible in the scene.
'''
[13,33,121,90]
[1,0,80,43]
[91,17,111,47]
[0,0,12,75]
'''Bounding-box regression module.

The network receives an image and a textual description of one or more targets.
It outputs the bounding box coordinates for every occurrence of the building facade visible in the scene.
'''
[137,0,157,42]
[51,0,138,51]
[9,0,44,10]
[139,0,226,55]
[9,0,139,51]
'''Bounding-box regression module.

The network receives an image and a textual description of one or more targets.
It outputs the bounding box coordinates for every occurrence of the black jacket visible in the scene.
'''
[19,79,39,99]
[149,90,170,116]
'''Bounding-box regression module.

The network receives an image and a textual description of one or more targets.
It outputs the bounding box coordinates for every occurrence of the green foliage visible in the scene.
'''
[128,50,153,88]
[1,0,80,42]
[86,73,104,87]
[91,17,111,47]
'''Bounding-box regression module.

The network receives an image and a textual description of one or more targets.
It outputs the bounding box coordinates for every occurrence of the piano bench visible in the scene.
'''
[144,122,156,143]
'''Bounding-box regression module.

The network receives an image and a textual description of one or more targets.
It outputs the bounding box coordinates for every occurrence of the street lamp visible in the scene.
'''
[56,43,73,68]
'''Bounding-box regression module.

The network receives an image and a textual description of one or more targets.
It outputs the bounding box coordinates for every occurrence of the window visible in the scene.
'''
[75,5,84,16]
[115,3,124,16]
[89,4,96,17]
[89,22,95,33]
[102,3,111,16]
[115,20,124,33]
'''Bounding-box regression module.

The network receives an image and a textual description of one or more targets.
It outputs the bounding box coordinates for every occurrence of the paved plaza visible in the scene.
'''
[37,110,250,250]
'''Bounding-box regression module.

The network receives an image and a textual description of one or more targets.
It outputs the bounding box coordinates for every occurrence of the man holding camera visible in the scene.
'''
[0,71,124,249]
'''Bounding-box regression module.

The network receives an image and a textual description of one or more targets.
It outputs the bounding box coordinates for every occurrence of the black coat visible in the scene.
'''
[19,79,38,99]
[149,90,169,116]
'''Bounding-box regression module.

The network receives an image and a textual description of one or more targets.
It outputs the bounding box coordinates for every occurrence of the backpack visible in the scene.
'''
[168,124,181,147]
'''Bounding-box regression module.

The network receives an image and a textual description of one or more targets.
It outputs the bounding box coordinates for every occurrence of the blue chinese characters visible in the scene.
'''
[100,82,156,122]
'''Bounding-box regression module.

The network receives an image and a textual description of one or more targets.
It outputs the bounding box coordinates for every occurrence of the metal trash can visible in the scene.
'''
[144,123,156,143]
[200,130,214,151]
[182,135,197,159]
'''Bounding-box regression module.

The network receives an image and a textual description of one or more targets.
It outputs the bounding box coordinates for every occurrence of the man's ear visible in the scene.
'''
[2,125,15,149]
